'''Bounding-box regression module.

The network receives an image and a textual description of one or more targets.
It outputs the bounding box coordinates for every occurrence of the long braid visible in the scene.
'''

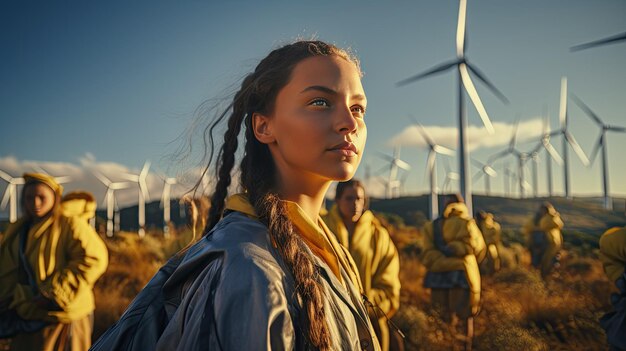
[198,41,360,349]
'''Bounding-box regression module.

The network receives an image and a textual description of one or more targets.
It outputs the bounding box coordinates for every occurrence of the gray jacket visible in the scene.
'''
[91,212,380,350]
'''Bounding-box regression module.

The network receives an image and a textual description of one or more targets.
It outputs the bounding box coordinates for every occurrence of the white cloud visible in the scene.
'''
[389,118,545,151]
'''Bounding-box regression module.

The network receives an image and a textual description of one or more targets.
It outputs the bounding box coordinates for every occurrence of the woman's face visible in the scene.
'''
[337,185,366,223]
[256,55,367,186]
[24,183,56,219]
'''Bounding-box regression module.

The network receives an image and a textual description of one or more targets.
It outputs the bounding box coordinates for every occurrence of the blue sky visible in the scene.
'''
[1,0,625,204]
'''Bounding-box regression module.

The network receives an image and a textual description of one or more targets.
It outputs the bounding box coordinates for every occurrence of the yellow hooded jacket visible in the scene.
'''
[0,183,108,323]
[421,202,486,310]
[323,205,400,351]
[478,213,502,272]
[522,207,563,275]
[599,227,626,283]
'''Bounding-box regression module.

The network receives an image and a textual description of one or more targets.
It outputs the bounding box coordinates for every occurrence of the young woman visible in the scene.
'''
[522,202,563,278]
[0,173,109,351]
[323,179,400,351]
[92,40,381,350]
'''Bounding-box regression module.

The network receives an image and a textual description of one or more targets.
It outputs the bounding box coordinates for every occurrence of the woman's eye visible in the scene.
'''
[351,105,366,116]
[309,99,330,107]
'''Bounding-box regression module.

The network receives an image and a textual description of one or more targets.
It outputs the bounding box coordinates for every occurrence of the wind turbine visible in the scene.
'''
[470,158,497,196]
[0,171,25,223]
[160,175,178,237]
[551,77,590,199]
[526,111,563,197]
[122,161,151,238]
[375,147,411,199]
[570,31,626,52]
[571,94,626,210]
[488,118,529,198]
[397,0,508,214]
[409,119,455,219]
[31,165,73,184]
[441,157,460,194]
[93,170,129,237]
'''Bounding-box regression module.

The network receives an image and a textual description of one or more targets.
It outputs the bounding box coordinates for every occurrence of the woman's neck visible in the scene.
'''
[277,177,331,222]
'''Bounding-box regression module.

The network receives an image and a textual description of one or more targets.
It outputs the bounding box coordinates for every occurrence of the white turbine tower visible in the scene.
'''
[123,161,151,238]
[397,0,508,214]
[410,119,455,219]
[550,78,590,199]
[160,176,178,237]
[488,118,529,198]
[93,170,129,237]
[376,147,411,199]
[571,94,626,210]
[526,111,563,197]
[0,171,25,223]
[470,158,497,196]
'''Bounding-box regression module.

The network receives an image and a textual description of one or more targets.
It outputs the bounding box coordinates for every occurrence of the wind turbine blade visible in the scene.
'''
[0,187,10,209]
[570,31,626,52]
[570,94,604,126]
[54,176,72,184]
[434,145,456,156]
[588,133,603,165]
[510,117,520,149]
[465,63,509,104]
[470,158,483,169]
[0,170,12,181]
[92,170,112,187]
[459,63,495,134]
[396,60,460,87]
[565,131,590,166]
[412,119,436,147]
[488,149,511,164]
[395,159,412,171]
[449,172,460,181]
[485,166,497,177]
[607,125,626,133]
[472,170,484,182]
[140,161,151,179]
[559,77,567,129]
[375,151,395,163]
[544,142,564,166]
[456,0,467,58]
[32,165,48,174]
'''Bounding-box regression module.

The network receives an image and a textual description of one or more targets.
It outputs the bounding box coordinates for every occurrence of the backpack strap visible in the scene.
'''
[433,217,454,257]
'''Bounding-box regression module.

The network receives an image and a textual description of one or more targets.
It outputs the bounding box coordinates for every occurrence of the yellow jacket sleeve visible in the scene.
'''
[367,223,400,317]
[40,217,108,309]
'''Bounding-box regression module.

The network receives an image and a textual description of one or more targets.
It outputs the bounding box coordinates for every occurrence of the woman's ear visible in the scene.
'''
[252,112,275,144]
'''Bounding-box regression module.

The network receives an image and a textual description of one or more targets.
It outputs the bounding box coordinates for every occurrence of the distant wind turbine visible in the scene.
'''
[376,147,411,199]
[409,118,455,219]
[160,175,178,237]
[570,31,626,52]
[122,161,151,238]
[551,77,590,199]
[488,118,529,198]
[470,158,497,196]
[93,170,130,237]
[526,111,563,197]
[31,165,73,184]
[441,157,460,194]
[397,0,508,214]
[0,171,25,223]
[571,94,626,210]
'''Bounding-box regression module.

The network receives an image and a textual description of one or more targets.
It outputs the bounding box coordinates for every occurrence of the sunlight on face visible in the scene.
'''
[337,185,366,223]
[24,183,56,219]
[266,55,367,185]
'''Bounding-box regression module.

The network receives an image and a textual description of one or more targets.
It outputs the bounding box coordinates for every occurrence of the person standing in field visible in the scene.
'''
[474,211,502,275]
[323,179,401,351]
[522,202,564,278]
[598,227,626,350]
[0,173,108,351]
[92,40,381,350]
[420,194,486,349]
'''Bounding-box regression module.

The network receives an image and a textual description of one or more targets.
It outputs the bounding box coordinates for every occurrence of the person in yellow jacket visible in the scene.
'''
[522,202,564,278]
[598,227,626,350]
[323,179,401,351]
[0,173,108,351]
[421,194,486,347]
[475,211,502,275]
